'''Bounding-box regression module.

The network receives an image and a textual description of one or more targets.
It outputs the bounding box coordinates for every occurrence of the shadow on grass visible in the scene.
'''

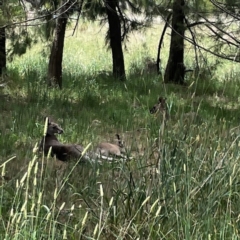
[1,68,240,162]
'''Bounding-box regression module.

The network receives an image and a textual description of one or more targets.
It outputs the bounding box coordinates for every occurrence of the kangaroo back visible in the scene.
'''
[96,134,128,160]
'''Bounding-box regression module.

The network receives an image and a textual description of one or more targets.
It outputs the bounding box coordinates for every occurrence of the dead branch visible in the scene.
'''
[156,12,172,75]
[72,0,85,36]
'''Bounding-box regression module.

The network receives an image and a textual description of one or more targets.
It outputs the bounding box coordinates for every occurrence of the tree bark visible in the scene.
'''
[164,0,185,84]
[47,2,69,89]
[0,27,6,75]
[105,0,126,81]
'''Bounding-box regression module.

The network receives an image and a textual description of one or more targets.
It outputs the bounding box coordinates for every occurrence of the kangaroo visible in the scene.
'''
[150,97,169,120]
[150,97,202,124]
[39,118,117,162]
[39,118,89,162]
[96,134,128,159]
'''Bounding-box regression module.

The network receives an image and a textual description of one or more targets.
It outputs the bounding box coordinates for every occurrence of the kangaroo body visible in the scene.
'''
[97,142,123,157]
[150,97,167,114]
[150,97,169,120]
[96,134,128,159]
[39,118,122,162]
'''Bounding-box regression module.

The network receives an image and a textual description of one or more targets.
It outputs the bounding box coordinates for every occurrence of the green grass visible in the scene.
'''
[1,21,240,239]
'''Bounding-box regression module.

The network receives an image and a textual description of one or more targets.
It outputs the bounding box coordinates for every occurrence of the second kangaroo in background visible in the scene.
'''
[150,97,169,120]
[150,97,202,125]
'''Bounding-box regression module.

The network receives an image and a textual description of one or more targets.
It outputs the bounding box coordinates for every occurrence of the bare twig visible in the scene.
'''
[161,13,240,63]
[72,0,84,36]
[156,12,172,75]
[210,0,240,21]
[184,17,199,70]
[198,13,240,46]
[1,0,76,29]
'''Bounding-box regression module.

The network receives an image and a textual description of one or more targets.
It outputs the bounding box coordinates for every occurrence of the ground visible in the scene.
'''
[0,21,240,239]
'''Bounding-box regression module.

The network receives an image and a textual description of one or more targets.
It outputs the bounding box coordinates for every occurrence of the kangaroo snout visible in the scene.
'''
[150,105,158,114]
[46,119,64,135]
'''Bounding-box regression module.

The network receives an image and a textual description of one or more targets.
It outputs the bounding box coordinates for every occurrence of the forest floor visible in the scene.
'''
[1,21,240,239]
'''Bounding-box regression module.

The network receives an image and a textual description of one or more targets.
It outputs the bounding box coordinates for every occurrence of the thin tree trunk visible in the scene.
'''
[105,0,126,81]
[164,0,185,84]
[0,27,6,75]
[47,2,69,89]
[157,13,172,75]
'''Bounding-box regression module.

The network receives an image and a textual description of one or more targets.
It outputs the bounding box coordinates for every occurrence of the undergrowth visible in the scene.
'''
[1,21,240,239]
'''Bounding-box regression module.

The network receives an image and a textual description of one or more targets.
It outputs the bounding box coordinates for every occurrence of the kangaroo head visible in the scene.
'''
[115,134,124,148]
[150,97,167,114]
[45,117,64,136]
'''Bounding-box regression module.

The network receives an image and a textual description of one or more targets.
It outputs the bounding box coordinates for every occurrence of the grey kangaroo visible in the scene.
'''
[39,118,89,162]
[39,118,118,162]
[149,97,169,120]
[96,134,128,159]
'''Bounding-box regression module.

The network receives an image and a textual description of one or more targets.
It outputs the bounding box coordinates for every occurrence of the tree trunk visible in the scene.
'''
[164,0,185,85]
[0,27,6,75]
[105,0,126,81]
[47,2,69,89]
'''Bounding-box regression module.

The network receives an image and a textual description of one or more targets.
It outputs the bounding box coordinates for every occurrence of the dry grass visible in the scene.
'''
[1,20,240,238]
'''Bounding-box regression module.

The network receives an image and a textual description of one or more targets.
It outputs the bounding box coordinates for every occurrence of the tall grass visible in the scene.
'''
[1,21,240,239]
